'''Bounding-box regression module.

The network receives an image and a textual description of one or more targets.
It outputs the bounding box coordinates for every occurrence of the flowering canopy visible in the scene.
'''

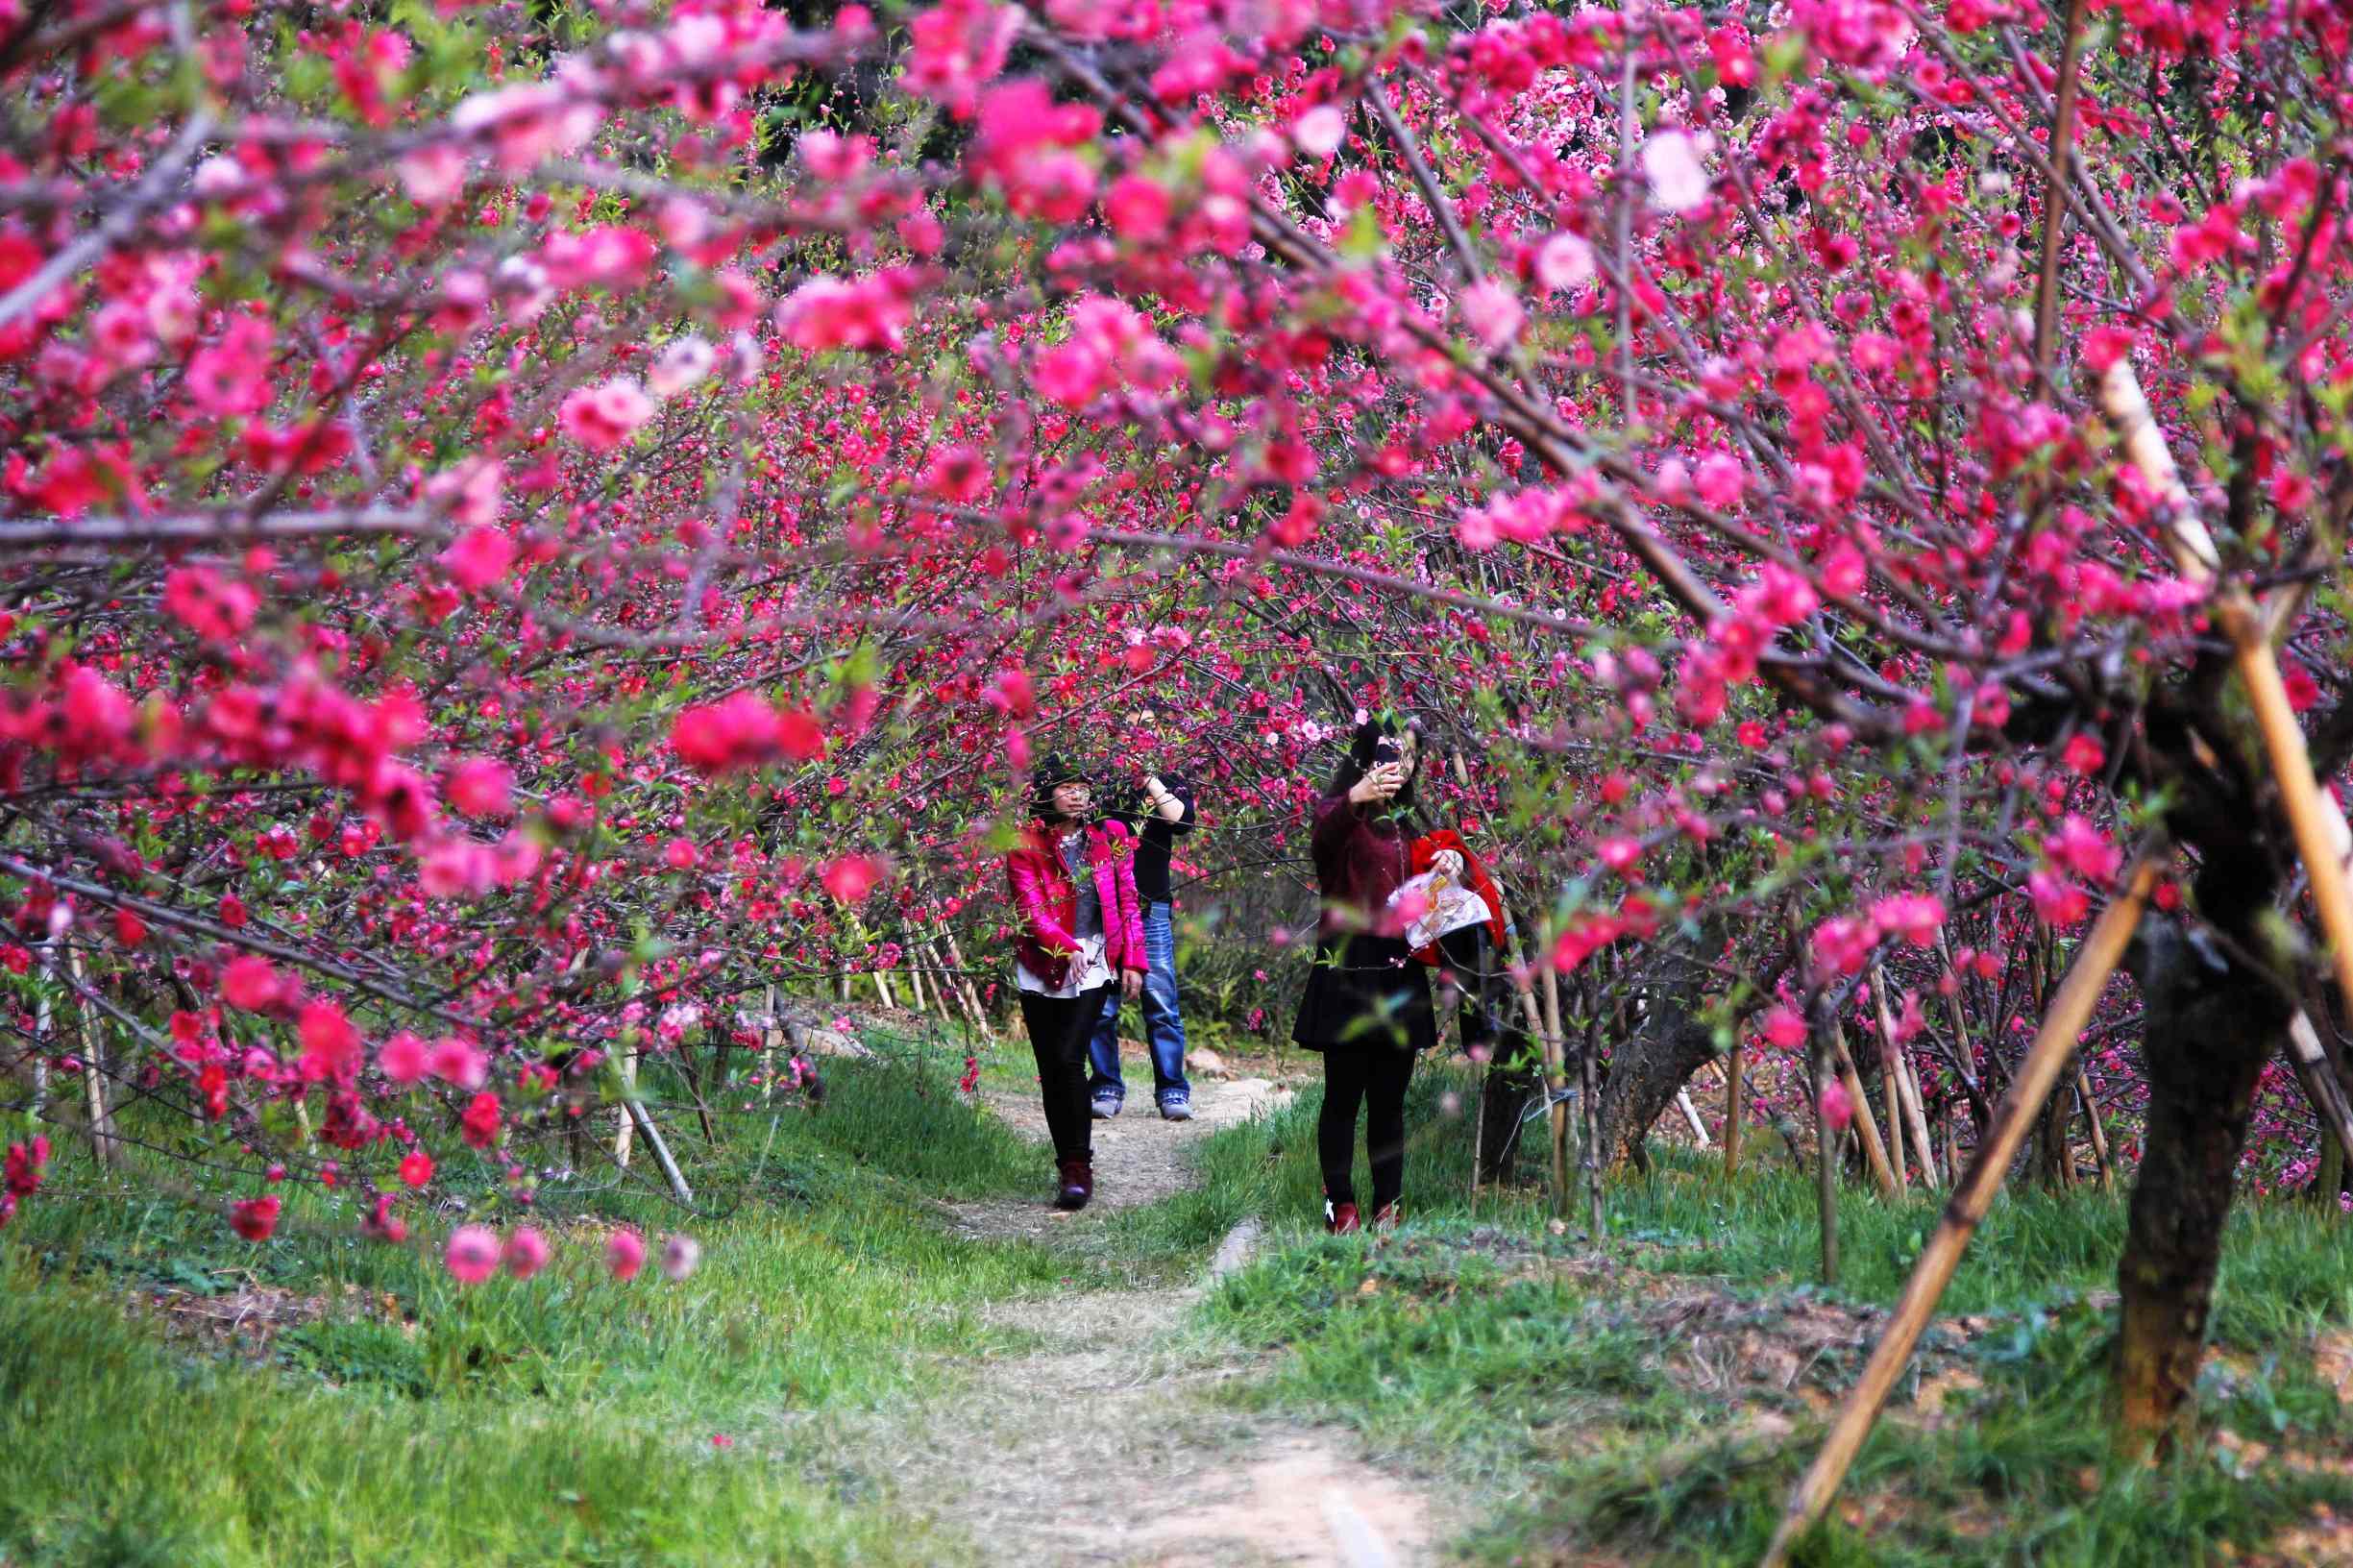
[0,0,2347,1338]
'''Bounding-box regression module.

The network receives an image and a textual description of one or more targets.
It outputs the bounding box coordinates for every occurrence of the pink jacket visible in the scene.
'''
[1006,818,1148,990]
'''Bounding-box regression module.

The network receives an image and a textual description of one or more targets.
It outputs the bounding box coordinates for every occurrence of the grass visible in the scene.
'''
[1180,1061,2353,1565]
[0,1041,1090,1567]
[12,1026,2353,1567]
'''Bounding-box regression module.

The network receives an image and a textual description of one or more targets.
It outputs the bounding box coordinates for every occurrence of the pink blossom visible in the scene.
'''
[221,954,282,1011]
[1819,1078,1854,1132]
[1460,280,1525,349]
[1104,174,1172,240]
[230,1194,282,1242]
[445,757,514,819]
[439,527,517,591]
[660,1234,702,1281]
[557,379,654,451]
[427,1037,488,1090]
[1762,1006,1808,1048]
[1811,915,1874,976]
[502,1225,551,1281]
[298,999,361,1083]
[398,144,467,207]
[648,336,714,398]
[821,854,883,904]
[163,566,258,643]
[776,272,915,354]
[1870,893,1945,949]
[1535,232,1595,292]
[607,1228,647,1282]
[1640,131,1710,213]
[901,0,1021,117]
[2045,815,2121,882]
[1293,104,1347,159]
[446,1223,501,1285]
[378,1031,429,1086]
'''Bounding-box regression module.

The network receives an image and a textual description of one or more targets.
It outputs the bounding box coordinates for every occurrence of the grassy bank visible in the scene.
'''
[0,1041,1091,1567]
[1186,1064,2353,1564]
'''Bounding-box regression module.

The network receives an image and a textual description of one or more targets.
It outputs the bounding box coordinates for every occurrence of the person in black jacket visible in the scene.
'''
[1088,753,1196,1121]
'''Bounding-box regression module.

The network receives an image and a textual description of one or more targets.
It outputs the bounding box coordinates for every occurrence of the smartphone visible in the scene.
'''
[1372,738,1401,768]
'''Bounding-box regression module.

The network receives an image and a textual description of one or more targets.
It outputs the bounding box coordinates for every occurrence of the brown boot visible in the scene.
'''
[1054,1157,1093,1212]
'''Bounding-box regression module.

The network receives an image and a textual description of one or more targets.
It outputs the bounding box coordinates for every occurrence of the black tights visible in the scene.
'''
[1318,1048,1416,1211]
[1019,986,1111,1164]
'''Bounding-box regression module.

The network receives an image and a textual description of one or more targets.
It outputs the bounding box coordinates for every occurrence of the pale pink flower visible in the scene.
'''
[660,1234,701,1281]
[1534,232,1595,292]
[1641,130,1711,213]
[502,1225,551,1281]
[446,1223,501,1285]
[557,379,654,452]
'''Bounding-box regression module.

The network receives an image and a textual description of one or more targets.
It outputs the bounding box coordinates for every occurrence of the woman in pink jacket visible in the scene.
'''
[1004,755,1146,1210]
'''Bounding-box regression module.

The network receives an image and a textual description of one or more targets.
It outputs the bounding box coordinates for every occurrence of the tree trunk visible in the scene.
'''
[2116,914,2289,1456]
[1593,928,1722,1169]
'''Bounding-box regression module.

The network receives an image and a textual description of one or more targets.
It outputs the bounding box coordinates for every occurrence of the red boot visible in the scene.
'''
[1370,1201,1403,1232]
[1324,1197,1360,1235]
[1054,1157,1093,1212]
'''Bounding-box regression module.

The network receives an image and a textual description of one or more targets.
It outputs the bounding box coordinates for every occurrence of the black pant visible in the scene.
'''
[1019,985,1112,1164]
[1319,1047,1415,1211]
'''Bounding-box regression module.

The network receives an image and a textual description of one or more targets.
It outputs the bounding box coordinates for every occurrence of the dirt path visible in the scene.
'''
[894,1076,1447,1568]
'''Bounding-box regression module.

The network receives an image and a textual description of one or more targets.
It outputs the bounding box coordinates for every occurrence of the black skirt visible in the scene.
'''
[1291,932,1436,1055]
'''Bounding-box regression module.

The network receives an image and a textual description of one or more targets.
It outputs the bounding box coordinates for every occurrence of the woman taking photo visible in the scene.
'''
[1292,718,1436,1233]
[1005,755,1146,1211]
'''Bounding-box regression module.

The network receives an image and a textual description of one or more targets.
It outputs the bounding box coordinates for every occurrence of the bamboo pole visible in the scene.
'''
[1724,1041,1744,1176]
[68,947,114,1167]
[1760,856,2157,1568]
[2286,1011,2353,1179]
[871,967,896,1010]
[1811,1023,1839,1286]
[614,1042,639,1167]
[760,984,780,1106]
[1872,967,1941,1185]
[1829,1022,1900,1196]
[2105,361,2353,1024]
[622,1096,695,1203]
[2076,1064,2116,1192]
[1540,964,1571,1222]
[1676,1088,1711,1148]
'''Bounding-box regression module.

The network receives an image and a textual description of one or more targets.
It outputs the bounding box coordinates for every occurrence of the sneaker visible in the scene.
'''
[1370,1201,1403,1233]
[1091,1090,1122,1119]
[1324,1198,1360,1235]
[1054,1157,1094,1212]
[1158,1093,1193,1121]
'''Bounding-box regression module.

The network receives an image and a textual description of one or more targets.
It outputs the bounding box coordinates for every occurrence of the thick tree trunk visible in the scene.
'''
[1595,931,1721,1169]
[2117,915,2288,1455]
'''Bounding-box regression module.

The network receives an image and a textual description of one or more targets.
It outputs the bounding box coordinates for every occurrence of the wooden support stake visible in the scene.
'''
[1760,856,2156,1568]
[623,1095,695,1204]
[2076,1064,2116,1193]
[614,1043,640,1168]
[2286,1011,2353,1183]
[68,947,114,1168]
[1811,1023,1840,1286]
[1540,965,1570,1221]
[1724,1041,1744,1177]
[1830,1022,1900,1196]
[1872,967,1942,1186]
[1676,1088,1711,1148]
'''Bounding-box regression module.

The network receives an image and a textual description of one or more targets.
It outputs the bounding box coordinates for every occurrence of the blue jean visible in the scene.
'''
[1088,899,1189,1101]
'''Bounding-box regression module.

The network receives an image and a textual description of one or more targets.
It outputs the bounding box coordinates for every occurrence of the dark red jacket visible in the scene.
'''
[1004,818,1148,990]
[1309,792,1412,938]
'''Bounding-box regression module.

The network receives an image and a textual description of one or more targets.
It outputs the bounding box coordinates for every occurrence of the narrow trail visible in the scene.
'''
[889,1074,1448,1568]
